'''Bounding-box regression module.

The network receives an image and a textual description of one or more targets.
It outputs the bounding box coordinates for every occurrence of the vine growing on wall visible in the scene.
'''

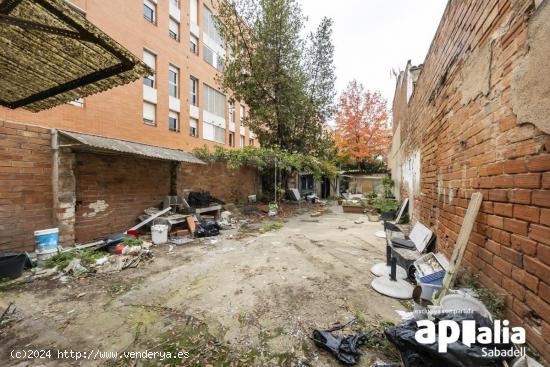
[193,145,338,180]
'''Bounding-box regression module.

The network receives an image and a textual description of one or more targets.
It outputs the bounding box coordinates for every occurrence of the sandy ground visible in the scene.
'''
[0,204,404,366]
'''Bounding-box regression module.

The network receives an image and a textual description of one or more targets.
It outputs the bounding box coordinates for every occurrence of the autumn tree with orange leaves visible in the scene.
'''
[335,81,391,165]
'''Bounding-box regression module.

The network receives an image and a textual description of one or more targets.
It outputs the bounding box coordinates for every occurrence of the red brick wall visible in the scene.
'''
[0,121,53,253]
[178,162,259,204]
[391,0,550,360]
[74,153,171,242]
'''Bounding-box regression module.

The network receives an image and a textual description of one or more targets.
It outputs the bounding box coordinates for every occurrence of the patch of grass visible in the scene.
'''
[123,237,143,247]
[44,249,105,269]
[399,299,414,311]
[259,222,283,233]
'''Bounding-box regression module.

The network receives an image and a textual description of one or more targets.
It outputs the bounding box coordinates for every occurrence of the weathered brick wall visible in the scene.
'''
[178,162,259,204]
[74,153,171,242]
[391,0,550,359]
[0,121,53,253]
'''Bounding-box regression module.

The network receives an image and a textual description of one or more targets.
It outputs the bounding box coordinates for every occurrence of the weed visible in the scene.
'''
[260,222,283,233]
[44,249,105,269]
[457,270,506,318]
[398,299,414,311]
[123,237,143,247]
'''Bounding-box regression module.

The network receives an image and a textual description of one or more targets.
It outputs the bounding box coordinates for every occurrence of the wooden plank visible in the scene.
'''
[395,198,409,224]
[435,192,483,303]
[126,207,171,233]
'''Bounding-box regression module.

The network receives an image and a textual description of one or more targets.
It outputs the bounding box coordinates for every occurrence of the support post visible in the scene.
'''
[51,129,59,227]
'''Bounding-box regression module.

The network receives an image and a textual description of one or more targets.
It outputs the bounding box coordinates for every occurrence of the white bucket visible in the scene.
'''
[36,247,59,262]
[151,224,168,245]
[35,228,59,261]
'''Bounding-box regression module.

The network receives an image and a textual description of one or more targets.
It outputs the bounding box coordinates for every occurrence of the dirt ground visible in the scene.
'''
[0,204,404,366]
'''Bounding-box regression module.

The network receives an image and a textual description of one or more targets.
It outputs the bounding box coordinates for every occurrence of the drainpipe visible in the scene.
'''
[51,129,59,227]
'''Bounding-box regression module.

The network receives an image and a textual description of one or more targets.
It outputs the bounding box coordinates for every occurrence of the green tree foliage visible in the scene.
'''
[215,0,336,156]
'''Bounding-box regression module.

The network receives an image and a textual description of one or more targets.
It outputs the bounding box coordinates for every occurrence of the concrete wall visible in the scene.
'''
[390,0,550,360]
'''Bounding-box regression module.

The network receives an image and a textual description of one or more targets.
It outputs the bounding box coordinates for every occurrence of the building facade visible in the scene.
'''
[0,0,256,151]
[389,0,549,361]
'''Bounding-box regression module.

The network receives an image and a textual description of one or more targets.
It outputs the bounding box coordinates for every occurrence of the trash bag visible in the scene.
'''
[188,191,224,207]
[312,327,373,365]
[385,312,512,367]
[195,219,220,238]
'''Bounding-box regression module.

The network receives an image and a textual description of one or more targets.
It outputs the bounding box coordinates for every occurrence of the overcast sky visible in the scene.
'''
[299,0,448,106]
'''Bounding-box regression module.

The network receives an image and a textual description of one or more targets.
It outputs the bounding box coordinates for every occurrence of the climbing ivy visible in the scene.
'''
[193,145,338,180]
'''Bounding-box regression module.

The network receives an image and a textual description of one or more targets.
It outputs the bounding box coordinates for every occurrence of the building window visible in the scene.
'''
[170,0,179,9]
[229,132,235,147]
[214,125,225,143]
[240,135,245,148]
[204,84,225,117]
[143,101,156,125]
[190,35,198,54]
[169,18,179,41]
[143,49,156,88]
[249,138,254,146]
[203,6,223,46]
[203,44,214,66]
[239,105,245,126]
[169,64,179,98]
[169,110,179,131]
[190,77,198,106]
[189,118,198,137]
[216,56,225,72]
[229,99,235,124]
[189,0,198,25]
[144,0,156,23]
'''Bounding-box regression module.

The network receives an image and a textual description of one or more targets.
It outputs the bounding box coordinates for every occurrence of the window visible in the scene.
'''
[170,0,179,8]
[216,56,225,72]
[169,18,179,40]
[229,132,235,147]
[190,35,198,54]
[169,110,179,131]
[203,6,223,46]
[189,0,198,25]
[189,118,198,137]
[169,65,179,98]
[144,0,156,23]
[229,99,235,124]
[190,77,198,106]
[203,44,214,66]
[143,49,156,88]
[249,138,254,146]
[203,84,225,118]
[143,101,156,125]
[239,105,245,126]
[240,135,245,148]
[214,125,225,143]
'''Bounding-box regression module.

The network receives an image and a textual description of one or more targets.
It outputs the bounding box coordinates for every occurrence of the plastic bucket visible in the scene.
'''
[35,228,59,255]
[151,224,168,245]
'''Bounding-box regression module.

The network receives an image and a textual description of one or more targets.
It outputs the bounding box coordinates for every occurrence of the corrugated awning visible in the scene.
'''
[59,130,206,165]
[0,0,152,112]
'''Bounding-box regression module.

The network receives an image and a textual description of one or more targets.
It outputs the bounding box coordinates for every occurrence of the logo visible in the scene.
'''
[415,319,526,354]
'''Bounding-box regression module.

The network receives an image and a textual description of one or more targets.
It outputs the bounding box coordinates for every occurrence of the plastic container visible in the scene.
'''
[34,228,59,260]
[151,224,168,245]
[415,273,443,300]
[0,253,31,279]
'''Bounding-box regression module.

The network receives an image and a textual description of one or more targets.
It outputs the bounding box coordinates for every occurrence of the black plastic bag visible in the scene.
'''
[385,312,512,367]
[195,219,220,237]
[312,327,372,365]
[188,191,224,207]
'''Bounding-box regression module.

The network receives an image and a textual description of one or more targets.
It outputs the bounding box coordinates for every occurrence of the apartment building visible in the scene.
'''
[0,0,256,151]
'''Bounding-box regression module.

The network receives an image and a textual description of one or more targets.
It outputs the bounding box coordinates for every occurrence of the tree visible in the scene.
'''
[215,0,336,156]
[335,81,391,164]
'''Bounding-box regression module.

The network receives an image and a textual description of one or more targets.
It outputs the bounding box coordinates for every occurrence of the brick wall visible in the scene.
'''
[391,0,550,360]
[0,121,53,253]
[178,162,259,204]
[74,153,172,243]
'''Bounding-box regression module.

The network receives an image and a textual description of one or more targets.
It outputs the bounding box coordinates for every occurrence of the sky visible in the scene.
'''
[299,0,448,106]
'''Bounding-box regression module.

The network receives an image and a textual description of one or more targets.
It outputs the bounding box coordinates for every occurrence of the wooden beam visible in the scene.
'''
[435,192,483,304]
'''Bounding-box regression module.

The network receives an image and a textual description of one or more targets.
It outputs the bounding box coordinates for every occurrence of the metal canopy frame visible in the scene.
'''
[0,0,134,109]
